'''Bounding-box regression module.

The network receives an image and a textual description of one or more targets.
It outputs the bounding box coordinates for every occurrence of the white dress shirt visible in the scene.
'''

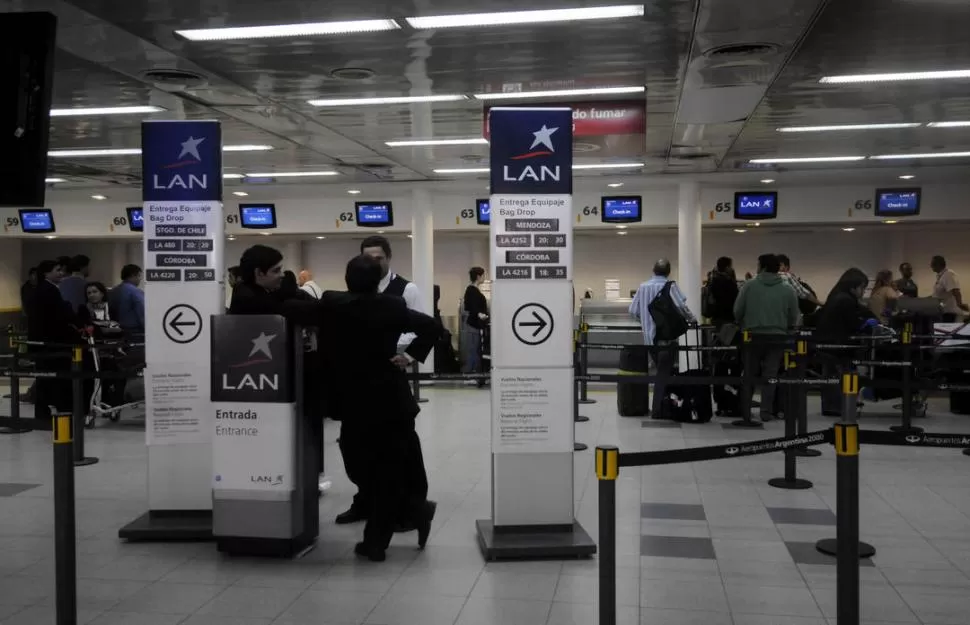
[300,280,322,299]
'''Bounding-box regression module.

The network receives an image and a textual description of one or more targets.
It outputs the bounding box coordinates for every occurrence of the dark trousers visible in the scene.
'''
[742,341,784,418]
[649,343,676,417]
[362,420,429,550]
[339,422,369,511]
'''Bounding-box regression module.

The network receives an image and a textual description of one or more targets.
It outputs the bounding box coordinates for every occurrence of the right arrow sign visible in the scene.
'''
[512,303,554,346]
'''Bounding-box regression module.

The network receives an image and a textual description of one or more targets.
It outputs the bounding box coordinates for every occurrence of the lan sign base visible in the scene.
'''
[475,520,596,561]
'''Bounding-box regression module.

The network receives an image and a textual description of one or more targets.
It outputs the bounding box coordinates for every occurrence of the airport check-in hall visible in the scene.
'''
[6,1,970,625]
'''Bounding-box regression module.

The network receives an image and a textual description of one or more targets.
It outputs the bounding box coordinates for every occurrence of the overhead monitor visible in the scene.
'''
[476,199,490,225]
[126,207,144,232]
[875,188,921,217]
[734,191,778,220]
[18,208,54,233]
[355,201,393,227]
[601,196,643,223]
[239,203,277,229]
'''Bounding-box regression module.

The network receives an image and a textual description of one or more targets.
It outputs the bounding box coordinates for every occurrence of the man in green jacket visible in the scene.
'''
[733,254,799,421]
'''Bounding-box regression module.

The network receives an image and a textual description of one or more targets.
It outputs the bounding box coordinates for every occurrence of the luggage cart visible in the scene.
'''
[85,336,145,428]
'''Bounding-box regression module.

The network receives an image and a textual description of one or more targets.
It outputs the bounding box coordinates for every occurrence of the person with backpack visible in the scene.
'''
[777,254,821,319]
[704,256,739,329]
[629,259,696,418]
[733,254,799,422]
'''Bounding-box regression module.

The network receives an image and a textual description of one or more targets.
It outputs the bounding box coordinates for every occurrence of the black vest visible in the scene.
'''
[383,274,410,298]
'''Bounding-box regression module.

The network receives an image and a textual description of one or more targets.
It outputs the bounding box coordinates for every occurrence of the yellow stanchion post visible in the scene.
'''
[596,446,619,625]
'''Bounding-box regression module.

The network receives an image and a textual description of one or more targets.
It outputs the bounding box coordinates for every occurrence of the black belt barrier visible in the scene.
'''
[618,430,832,468]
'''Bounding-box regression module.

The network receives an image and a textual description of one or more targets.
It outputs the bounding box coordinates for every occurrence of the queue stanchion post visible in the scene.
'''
[817,369,875,561]
[411,360,428,404]
[71,346,98,467]
[1,330,29,435]
[732,331,764,429]
[578,323,596,405]
[53,411,78,625]
[596,446,618,625]
[792,340,822,458]
[891,323,923,435]
[574,333,589,424]
[574,366,588,451]
[769,350,813,490]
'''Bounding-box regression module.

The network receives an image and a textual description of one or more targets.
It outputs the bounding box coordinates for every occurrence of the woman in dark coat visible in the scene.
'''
[815,268,876,416]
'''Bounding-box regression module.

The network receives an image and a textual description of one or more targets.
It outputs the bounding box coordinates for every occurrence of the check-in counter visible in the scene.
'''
[578,299,642,369]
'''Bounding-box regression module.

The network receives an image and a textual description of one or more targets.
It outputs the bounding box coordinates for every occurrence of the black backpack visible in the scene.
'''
[649,281,689,342]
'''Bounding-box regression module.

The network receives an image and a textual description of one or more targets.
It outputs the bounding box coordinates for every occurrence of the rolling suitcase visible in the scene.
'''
[663,369,714,423]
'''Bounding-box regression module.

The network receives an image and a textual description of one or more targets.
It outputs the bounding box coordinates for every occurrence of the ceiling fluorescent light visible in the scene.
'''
[176,19,401,41]
[926,121,970,128]
[819,69,970,84]
[474,86,644,100]
[777,123,921,132]
[245,171,339,177]
[45,178,66,183]
[574,162,644,170]
[898,174,916,180]
[48,148,141,157]
[749,156,865,164]
[433,167,489,174]
[760,179,775,184]
[50,105,164,117]
[385,138,487,147]
[49,145,273,158]
[223,144,274,152]
[607,182,624,188]
[870,151,970,160]
[406,5,644,29]
[308,94,466,107]
[223,173,245,179]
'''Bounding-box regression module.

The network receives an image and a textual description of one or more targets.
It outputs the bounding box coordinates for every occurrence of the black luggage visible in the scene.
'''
[663,369,714,423]
[617,345,650,417]
[712,359,741,417]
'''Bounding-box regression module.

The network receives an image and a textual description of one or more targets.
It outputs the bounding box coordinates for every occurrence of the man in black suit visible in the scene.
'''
[228,245,285,315]
[28,259,78,420]
[318,254,438,561]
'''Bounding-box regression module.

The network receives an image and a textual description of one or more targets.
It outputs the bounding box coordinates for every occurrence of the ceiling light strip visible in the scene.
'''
[308,94,467,107]
[50,105,165,117]
[406,5,644,29]
[748,156,866,164]
[245,171,339,177]
[776,123,921,132]
[474,86,644,100]
[386,138,488,147]
[819,69,970,84]
[434,162,644,174]
[48,145,273,157]
[176,19,401,41]
[870,152,970,160]
[926,121,970,128]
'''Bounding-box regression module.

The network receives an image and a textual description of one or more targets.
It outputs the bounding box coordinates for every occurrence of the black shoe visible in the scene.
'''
[394,522,417,533]
[354,542,386,562]
[336,508,367,525]
[417,500,437,549]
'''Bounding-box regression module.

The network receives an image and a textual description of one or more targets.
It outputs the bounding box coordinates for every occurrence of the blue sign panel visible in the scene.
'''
[142,121,223,202]
[876,189,920,216]
[490,108,572,195]
[734,192,778,220]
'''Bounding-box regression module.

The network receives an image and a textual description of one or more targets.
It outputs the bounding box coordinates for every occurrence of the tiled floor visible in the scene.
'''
[2,389,970,624]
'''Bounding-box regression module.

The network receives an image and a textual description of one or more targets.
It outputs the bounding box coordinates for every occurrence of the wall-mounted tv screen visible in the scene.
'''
[239,203,277,229]
[126,207,144,232]
[875,188,921,217]
[18,208,54,233]
[601,196,643,223]
[476,199,490,225]
[734,191,778,220]
[355,201,393,227]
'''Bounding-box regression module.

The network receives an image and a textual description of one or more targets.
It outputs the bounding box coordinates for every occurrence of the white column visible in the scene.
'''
[282,241,303,272]
[678,182,702,370]
[411,189,435,372]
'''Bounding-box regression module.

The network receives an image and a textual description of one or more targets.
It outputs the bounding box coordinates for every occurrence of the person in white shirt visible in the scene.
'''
[298,270,322,299]
[335,235,427,527]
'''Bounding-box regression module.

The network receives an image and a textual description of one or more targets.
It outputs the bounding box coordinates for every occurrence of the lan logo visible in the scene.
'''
[152,136,209,191]
[503,125,562,183]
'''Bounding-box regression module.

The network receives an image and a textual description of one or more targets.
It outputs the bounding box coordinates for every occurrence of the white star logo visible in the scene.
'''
[178,136,205,161]
[248,332,276,359]
[529,125,558,152]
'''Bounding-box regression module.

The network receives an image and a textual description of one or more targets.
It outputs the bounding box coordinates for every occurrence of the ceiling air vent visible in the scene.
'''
[140,68,208,91]
[330,67,376,81]
[703,43,779,59]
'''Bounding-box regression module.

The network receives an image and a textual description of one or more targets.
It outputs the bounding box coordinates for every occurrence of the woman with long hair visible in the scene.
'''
[816,268,877,416]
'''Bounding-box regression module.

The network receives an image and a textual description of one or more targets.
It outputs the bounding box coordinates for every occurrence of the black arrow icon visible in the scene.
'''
[519,311,548,337]
[168,311,197,337]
